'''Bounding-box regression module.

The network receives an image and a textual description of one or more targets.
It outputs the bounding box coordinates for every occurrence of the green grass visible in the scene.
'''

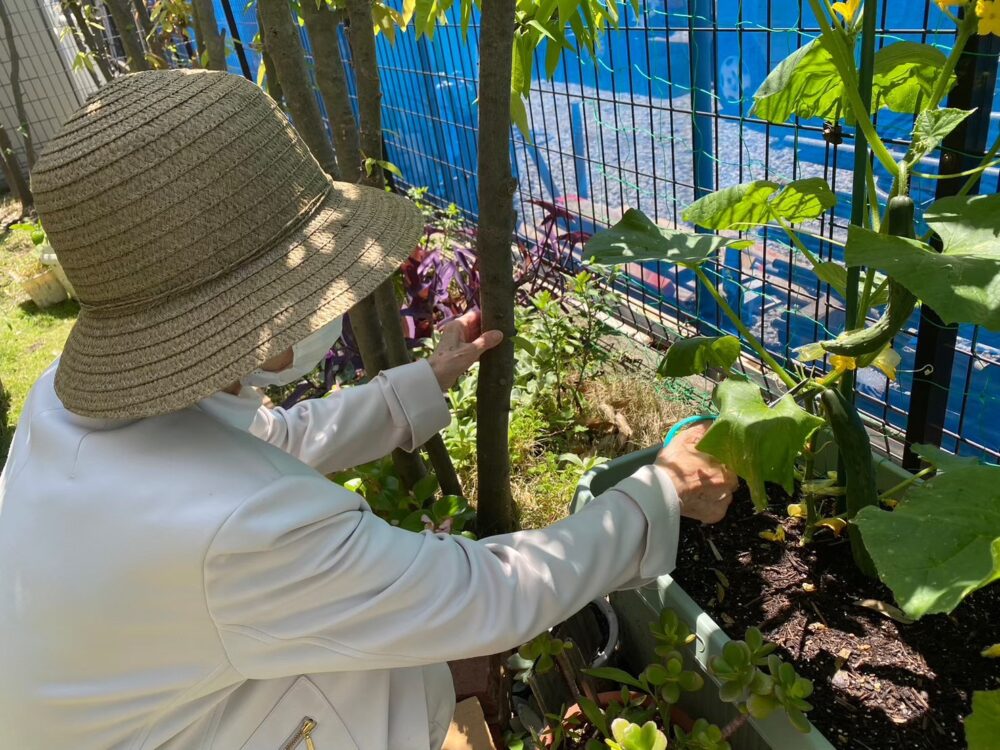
[0,230,79,426]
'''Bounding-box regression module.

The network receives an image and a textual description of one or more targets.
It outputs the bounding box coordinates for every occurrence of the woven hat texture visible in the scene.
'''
[31,68,422,419]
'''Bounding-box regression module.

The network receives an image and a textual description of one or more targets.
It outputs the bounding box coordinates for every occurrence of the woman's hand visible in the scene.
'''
[655,422,738,524]
[427,311,504,391]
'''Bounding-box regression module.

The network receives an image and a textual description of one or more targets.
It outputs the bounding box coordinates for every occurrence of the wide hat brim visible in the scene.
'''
[55,179,422,419]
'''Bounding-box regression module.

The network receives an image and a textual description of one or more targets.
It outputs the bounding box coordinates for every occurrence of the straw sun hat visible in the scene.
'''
[32,68,422,419]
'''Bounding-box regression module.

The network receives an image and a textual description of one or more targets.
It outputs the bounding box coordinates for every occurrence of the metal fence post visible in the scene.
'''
[688,0,717,333]
[218,0,253,79]
[902,28,1000,468]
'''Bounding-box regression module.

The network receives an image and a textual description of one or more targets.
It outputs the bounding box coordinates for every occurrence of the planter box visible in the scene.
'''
[571,446,842,750]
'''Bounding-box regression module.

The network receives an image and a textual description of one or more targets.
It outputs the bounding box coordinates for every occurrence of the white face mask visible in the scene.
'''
[240,317,344,388]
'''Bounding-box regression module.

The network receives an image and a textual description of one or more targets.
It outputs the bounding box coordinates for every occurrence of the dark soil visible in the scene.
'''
[669,484,1000,750]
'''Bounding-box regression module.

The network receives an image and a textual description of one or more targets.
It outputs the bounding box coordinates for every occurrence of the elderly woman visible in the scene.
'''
[0,70,736,750]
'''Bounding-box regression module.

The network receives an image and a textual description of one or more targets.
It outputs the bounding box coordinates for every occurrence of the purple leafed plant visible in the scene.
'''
[279,192,596,407]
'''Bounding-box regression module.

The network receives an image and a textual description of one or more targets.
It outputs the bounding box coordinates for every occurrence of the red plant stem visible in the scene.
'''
[721,713,749,739]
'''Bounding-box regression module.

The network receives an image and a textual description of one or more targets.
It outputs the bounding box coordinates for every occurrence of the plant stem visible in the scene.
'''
[879,465,935,500]
[806,0,899,178]
[721,713,749,739]
[858,268,876,315]
[773,215,823,269]
[865,160,881,232]
[473,0,519,536]
[803,434,819,543]
[928,14,977,112]
[958,131,1000,198]
[693,267,797,389]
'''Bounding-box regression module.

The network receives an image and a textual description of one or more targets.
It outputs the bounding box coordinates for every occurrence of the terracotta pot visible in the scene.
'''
[544,690,694,747]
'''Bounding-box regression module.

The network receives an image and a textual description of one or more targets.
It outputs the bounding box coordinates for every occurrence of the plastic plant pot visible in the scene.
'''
[571,446,837,750]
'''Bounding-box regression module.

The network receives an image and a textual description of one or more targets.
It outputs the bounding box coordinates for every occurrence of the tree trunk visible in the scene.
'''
[344,0,467,494]
[473,0,518,535]
[130,0,167,67]
[257,0,339,177]
[59,2,103,85]
[190,0,226,70]
[103,0,149,71]
[0,0,36,167]
[0,122,31,213]
[70,0,116,79]
[300,3,362,182]
[256,5,283,105]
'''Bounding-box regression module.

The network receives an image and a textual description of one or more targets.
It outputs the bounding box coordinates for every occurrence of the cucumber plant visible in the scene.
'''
[585,0,1000,619]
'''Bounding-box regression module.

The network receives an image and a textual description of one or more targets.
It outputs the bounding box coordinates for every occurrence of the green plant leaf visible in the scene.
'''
[582,666,645,692]
[682,178,835,231]
[510,90,531,140]
[811,261,849,297]
[844,195,1000,330]
[751,38,844,124]
[697,379,824,509]
[910,443,980,472]
[682,181,779,230]
[906,108,974,166]
[872,42,952,115]
[658,336,741,377]
[854,450,1000,618]
[584,208,726,267]
[576,696,609,737]
[769,178,837,222]
[967,690,1000,750]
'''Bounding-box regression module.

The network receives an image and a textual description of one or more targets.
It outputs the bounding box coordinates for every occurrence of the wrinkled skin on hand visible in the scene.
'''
[427,310,504,391]
[655,422,738,524]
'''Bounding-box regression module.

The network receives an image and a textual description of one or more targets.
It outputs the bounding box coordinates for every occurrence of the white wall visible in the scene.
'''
[0,0,102,180]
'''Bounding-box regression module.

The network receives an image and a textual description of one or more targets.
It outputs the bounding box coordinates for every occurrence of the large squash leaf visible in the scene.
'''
[872,42,953,115]
[967,691,1000,750]
[845,194,1000,330]
[682,178,836,231]
[752,38,953,125]
[751,38,844,124]
[697,379,824,510]
[854,449,1000,619]
[659,336,741,377]
[584,208,727,267]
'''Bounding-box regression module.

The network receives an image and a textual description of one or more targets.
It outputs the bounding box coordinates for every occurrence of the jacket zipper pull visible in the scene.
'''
[282,717,317,750]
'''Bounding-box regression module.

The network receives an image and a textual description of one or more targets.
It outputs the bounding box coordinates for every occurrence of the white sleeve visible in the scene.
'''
[204,465,680,679]
[248,360,450,474]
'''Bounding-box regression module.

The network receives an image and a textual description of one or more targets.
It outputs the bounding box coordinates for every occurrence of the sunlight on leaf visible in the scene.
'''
[698,379,825,509]
[845,195,1000,331]
[683,178,836,231]
[751,38,845,124]
[659,336,741,377]
[584,208,727,267]
[967,691,1000,750]
[873,42,954,115]
[855,447,1000,618]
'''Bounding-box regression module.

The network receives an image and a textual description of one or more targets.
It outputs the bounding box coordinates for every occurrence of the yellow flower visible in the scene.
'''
[832,0,862,21]
[830,354,857,373]
[978,0,1000,36]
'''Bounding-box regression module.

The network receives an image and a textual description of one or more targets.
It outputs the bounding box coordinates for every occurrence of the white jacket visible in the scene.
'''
[0,360,681,750]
